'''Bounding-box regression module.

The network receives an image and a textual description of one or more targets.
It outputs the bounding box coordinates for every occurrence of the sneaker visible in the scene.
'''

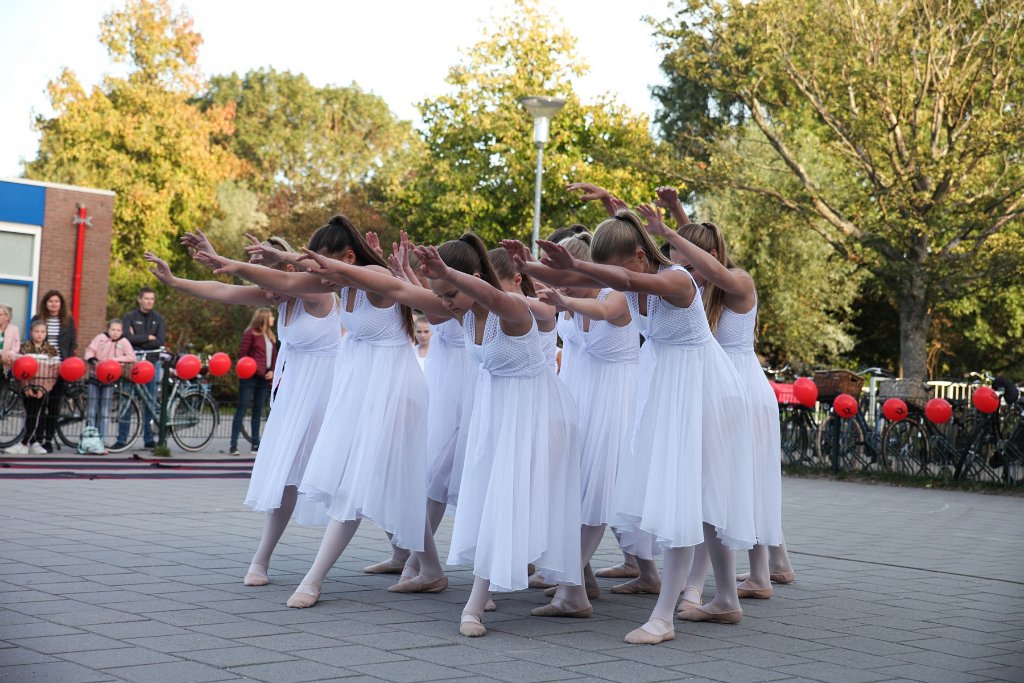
[229,448,240,456]
[110,441,127,451]
[29,442,47,455]
[5,442,28,454]
[42,442,54,453]
[144,441,157,449]
[250,450,259,455]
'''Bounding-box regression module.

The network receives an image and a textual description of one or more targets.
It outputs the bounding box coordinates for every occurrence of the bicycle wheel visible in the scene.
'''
[957,422,1002,482]
[880,418,930,475]
[56,385,88,448]
[240,392,271,447]
[0,384,26,448]
[104,389,141,453]
[780,409,814,466]
[169,390,218,452]
[816,414,868,472]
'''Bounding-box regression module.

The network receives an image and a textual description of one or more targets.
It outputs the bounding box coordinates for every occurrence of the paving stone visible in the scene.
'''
[228,660,355,682]
[870,663,993,683]
[566,659,683,682]
[300,644,410,667]
[104,660,243,682]
[7,633,124,654]
[183,645,297,667]
[770,661,895,683]
[0,660,113,682]
[58,646,182,668]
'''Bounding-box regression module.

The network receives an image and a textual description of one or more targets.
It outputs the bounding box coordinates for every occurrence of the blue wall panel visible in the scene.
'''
[0,181,46,226]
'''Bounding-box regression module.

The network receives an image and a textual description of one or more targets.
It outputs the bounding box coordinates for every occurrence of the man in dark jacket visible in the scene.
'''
[114,288,166,449]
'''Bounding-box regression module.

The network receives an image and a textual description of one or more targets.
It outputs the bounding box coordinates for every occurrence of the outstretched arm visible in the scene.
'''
[567,182,624,217]
[413,245,532,332]
[192,251,336,297]
[536,285,631,325]
[145,252,275,307]
[500,238,604,288]
[637,204,753,299]
[297,250,451,319]
[537,239,695,307]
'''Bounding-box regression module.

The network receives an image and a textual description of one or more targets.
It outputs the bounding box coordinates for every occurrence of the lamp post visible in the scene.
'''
[519,96,565,257]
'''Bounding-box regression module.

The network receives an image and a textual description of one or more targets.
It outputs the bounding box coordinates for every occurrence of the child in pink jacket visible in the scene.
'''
[84,319,135,445]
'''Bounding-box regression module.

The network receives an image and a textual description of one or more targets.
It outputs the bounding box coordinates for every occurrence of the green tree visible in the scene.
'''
[25,0,243,309]
[195,68,417,247]
[372,0,662,245]
[653,0,1024,379]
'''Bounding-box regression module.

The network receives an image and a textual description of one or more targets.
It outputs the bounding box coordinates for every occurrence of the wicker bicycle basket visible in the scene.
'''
[813,369,864,400]
[875,378,930,408]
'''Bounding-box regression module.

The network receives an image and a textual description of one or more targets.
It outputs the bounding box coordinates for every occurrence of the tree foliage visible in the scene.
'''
[25,0,243,311]
[373,0,662,245]
[652,0,1024,379]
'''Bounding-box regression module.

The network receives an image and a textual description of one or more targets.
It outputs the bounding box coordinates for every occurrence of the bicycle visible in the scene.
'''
[240,389,271,447]
[0,372,27,448]
[814,368,886,473]
[56,362,140,454]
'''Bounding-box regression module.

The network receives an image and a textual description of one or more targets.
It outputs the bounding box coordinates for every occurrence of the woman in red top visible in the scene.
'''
[230,308,279,455]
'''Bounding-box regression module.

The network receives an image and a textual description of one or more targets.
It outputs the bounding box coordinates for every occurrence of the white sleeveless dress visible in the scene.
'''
[716,302,783,546]
[611,266,757,552]
[447,310,582,592]
[298,288,429,550]
[538,324,559,372]
[244,298,339,514]
[571,290,640,525]
[425,319,477,508]
[556,310,581,386]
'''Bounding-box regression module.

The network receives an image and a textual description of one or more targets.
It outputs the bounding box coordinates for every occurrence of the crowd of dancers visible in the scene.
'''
[145,181,795,645]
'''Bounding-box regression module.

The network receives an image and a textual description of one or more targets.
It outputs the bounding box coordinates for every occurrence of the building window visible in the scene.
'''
[0,222,42,330]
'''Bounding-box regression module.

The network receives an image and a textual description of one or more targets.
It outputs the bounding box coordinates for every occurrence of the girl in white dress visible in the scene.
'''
[145,233,338,589]
[488,248,559,371]
[197,217,450,608]
[518,235,644,615]
[527,210,756,644]
[412,235,583,638]
[645,210,794,608]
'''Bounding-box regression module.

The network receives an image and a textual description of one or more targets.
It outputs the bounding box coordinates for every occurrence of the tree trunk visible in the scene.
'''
[898,259,930,381]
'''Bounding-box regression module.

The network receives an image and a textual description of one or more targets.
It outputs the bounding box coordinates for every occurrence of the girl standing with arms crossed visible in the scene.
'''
[412,235,583,637]
[531,210,756,644]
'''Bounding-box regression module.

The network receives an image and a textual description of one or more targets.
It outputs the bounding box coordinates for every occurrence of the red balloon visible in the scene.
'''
[235,356,257,380]
[833,393,859,418]
[176,354,202,381]
[925,398,953,424]
[96,359,122,384]
[208,352,231,377]
[792,377,819,408]
[882,398,908,422]
[972,386,999,415]
[130,360,155,384]
[769,381,782,400]
[13,355,38,381]
[59,356,86,382]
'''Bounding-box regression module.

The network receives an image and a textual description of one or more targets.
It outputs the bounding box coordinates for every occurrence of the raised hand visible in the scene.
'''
[295,248,334,274]
[536,239,577,270]
[366,231,384,257]
[412,245,448,280]
[387,252,409,281]
[654,186,680,210]
[192,250,236,276]
[566,182,610,202]
[534,283,567,308]
[499,239,533,268]
[608,196,629,214]
[181,228,216,257]
[636,203,672,237]
[144,251,175,284]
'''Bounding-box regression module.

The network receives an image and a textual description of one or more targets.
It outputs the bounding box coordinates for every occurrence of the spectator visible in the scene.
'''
[229,307,278,456]
[4,320,58,454]
[412,313,430,373]
[117,287,166,449]
[84,319,135,447]
[0,304,20,370]
[31,290,76,453]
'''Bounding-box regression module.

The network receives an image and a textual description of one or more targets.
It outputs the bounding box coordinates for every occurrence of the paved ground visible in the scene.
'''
[1,474,1022,683]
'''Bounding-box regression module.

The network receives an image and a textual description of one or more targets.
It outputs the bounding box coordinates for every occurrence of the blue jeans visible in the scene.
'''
[86,382,113,439]
[118,365,161,444]
[230,376,271,450]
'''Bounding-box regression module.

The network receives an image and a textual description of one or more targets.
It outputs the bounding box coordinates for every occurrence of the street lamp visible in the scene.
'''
[519,96,565,257]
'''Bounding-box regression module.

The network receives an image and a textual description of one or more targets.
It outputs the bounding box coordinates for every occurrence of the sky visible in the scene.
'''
[0,0,673,178]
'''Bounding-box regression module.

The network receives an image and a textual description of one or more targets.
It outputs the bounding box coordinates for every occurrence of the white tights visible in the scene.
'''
[250,485,298,569]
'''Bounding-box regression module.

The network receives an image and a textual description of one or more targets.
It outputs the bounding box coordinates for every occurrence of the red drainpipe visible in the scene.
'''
[71,204,91,327]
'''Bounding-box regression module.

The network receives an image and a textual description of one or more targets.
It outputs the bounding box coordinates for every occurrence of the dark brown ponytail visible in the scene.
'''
[437,233,504,292]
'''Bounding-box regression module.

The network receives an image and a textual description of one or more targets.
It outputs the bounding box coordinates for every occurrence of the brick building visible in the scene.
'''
[0,178,115,354]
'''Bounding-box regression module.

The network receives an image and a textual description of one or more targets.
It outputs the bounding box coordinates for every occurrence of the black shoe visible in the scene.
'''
[144,441,157,449]
[111,441,127,450]
[42,442,54,453]
[229,447,240,456]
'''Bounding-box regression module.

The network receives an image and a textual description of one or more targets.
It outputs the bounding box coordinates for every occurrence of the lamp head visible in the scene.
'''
[519,96,566,145]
